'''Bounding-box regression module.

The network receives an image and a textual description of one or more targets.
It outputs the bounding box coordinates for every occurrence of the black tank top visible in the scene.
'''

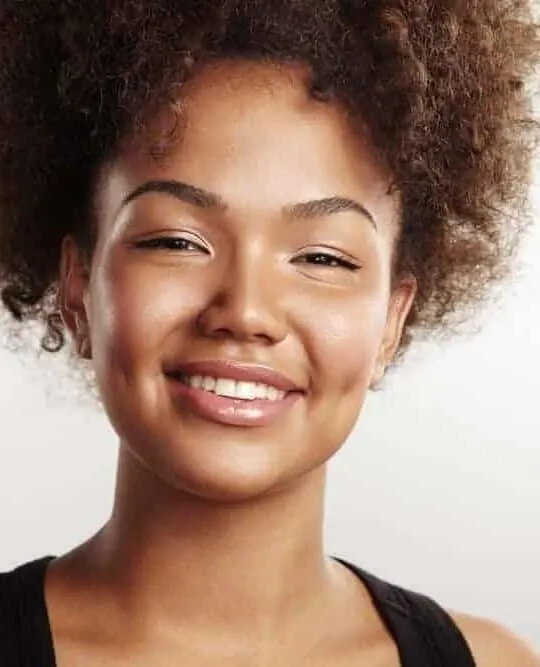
[0,555,476,666]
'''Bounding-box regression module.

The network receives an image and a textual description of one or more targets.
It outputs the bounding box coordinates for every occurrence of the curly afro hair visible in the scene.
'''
[0,0,538,367]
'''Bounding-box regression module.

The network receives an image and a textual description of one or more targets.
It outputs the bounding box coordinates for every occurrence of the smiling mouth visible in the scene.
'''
[165,370,303,427]
[171,373,289,402]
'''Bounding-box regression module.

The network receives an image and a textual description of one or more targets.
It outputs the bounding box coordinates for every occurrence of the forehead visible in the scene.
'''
[97,59,399,237]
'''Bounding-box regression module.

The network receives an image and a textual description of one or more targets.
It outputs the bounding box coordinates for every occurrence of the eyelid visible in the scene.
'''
[294,245,361,269]
[131,230,212,252]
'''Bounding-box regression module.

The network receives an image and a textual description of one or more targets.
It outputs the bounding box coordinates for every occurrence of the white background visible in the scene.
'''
[1,170,539,648]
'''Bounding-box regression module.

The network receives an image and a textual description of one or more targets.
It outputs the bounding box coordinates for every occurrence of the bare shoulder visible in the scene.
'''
[450,611,540,667]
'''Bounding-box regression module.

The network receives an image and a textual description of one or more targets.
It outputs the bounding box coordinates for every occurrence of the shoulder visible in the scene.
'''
[0,556,54,606]
[450,611,540,667]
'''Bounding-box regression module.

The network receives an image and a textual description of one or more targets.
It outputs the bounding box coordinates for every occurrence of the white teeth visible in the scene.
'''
[183,375,286,401]
[215,378,236,397]
[267,386,281,401]
[191,375,204,389]
[235,381,257,400]
[255,383,268,399]
[202,376,216,391]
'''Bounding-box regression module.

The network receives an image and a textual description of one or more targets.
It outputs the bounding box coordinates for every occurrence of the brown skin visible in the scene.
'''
[48,60,538,666]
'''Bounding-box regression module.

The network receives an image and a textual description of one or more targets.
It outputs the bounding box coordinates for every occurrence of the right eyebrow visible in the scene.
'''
[122,180,226,210]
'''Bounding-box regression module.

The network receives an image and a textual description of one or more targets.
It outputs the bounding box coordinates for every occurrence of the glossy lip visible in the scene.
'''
[165,378,303,427]
[164,359,304,393]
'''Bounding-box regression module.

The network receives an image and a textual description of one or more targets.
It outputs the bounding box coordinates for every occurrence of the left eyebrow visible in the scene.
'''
[283,196,377,229]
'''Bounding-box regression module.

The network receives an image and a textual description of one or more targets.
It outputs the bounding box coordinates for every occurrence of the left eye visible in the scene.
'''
[294,252,360,271]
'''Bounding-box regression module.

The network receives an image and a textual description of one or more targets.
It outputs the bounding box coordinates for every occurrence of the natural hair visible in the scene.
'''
[0,0,538,369]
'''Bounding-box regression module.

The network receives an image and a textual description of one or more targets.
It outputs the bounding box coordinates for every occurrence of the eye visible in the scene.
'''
[132,236,210,253]
[294,251,360,271]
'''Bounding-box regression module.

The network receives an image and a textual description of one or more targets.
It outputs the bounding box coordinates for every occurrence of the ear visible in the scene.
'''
[370,275,417,389]
[57,235,92,359]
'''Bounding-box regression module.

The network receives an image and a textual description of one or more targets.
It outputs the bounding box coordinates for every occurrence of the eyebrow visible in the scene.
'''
[283,197,376,228]
[122,179,377,228]
[123,180,225,209]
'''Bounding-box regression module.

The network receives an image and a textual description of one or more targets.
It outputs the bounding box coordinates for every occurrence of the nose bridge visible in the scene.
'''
[198,241,286,343]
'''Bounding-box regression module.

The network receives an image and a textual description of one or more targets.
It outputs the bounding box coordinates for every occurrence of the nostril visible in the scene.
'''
[195,290,287,345]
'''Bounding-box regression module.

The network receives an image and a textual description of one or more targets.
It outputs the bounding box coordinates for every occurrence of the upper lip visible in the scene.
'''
[165,360,304,393]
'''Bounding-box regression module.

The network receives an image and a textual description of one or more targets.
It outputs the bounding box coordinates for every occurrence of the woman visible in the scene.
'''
[0,1,538,665]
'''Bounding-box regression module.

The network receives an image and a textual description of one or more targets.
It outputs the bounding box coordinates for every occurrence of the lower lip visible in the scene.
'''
[165,376,302,427]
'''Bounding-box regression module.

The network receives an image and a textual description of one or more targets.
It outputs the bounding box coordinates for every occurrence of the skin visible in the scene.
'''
[48,59,539,666]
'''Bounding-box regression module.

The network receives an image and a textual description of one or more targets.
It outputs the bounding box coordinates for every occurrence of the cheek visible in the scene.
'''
[87,259,205,375]
[299,290,389,393]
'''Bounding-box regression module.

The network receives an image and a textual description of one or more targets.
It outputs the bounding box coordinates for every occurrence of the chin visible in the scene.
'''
[121,426,318,504]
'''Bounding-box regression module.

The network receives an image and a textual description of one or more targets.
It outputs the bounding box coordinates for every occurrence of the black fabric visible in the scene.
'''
[0,557,56,667]
[333,557,477,667]
[0,555,476,666]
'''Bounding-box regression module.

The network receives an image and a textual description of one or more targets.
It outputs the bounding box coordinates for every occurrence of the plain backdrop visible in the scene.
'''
[1,166,539,648]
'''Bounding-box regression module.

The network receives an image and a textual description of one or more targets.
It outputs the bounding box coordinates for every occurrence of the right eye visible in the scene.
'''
[133,236,210,253]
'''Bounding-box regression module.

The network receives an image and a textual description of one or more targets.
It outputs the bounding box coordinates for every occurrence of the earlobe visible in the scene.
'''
[370,276,417,389]
[76,333,93,360]
[58,235,91,358]
[369,365,386,391]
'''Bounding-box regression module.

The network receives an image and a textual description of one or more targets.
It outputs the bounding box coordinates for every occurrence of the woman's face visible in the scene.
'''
[61,60,416,501]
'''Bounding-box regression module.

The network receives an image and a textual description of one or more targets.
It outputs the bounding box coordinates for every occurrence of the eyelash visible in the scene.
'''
[133,238,360,271]
[133,237,209,253]
[294,252,360,271]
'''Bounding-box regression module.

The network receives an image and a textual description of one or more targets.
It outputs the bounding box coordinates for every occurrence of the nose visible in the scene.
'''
[196,254,288,346]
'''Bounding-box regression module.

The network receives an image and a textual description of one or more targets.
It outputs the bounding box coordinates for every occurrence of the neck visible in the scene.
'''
[84,442,339,642]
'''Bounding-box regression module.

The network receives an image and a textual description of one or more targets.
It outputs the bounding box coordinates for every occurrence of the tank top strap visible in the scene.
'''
[0,557,56,667]
[4,555,477,667]
[332,556,477,667]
